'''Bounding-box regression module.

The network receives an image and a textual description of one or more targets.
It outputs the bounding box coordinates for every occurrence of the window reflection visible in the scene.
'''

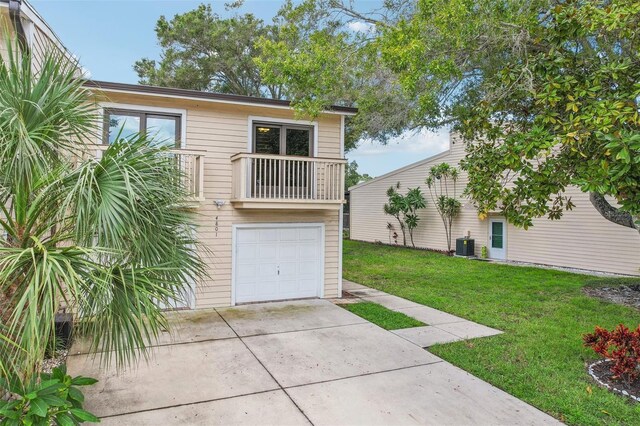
[107,113,141,144]
[104,109,180,148]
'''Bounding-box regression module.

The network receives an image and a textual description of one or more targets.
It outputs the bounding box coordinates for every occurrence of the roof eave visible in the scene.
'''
[84,80,358,116]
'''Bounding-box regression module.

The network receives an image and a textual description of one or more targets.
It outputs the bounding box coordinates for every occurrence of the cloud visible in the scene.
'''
[347,21,375,33]
[351,128,451,157]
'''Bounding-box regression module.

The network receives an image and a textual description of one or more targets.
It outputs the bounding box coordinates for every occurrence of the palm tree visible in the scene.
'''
[0,40,206,384]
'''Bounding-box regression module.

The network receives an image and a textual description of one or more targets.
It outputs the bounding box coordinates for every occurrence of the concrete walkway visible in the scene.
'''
[342,280,502,347]
[68,298,560,425]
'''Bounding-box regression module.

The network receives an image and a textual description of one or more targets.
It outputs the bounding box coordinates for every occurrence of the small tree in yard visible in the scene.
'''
[383,183,426,248]
[426,163,461,253]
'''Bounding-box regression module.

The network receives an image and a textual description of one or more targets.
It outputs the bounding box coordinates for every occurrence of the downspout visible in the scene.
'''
[8,0,29,53]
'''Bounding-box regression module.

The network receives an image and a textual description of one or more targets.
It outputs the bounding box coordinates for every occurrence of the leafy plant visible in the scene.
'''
[481,246,488,259]
[0,40,206,385]
[0,366,99,425]
[426,163,462,252]
[345,161,373,190]
[383,183,426,247]
[584,324,640,386]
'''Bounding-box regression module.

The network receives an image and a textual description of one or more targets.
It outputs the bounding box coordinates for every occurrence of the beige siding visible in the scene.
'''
[350,134,488,254]
[93,91,344,307]
[350,133,640,276]
[506,188,640,275]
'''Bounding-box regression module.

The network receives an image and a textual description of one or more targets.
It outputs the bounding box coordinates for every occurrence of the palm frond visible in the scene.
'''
[0,37,208,384]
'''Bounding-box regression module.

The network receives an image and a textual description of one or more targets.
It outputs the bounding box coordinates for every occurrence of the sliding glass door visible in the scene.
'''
[251,122,314,199]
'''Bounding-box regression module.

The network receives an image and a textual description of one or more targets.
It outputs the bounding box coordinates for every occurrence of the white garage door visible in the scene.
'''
[234,224,323,304]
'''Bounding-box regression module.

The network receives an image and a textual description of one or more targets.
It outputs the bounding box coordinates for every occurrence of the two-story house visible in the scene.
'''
[1,0,355,308]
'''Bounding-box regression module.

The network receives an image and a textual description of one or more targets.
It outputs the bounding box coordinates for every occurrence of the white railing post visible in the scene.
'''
[197,154,204,200]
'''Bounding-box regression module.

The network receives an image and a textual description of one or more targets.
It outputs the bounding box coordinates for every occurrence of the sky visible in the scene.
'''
[29,0,451,177]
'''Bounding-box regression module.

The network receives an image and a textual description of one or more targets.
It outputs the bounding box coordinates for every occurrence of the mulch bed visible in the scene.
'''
[42,350,68,374]
[583,284,640,311]
[587,359,640,402]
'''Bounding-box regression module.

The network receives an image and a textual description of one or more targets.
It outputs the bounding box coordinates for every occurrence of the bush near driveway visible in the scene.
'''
[343,240,640,426]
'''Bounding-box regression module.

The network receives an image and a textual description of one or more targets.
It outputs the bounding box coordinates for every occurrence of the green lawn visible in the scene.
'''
[342,240,640,425]
[341,301,425,330]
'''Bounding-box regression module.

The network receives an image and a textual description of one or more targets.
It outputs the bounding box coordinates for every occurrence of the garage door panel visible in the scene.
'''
[235,282,256,298]
[278,262,298,277]
[279,228,298,241]
[298,243,318,259]
[237,244,257,262]
[278,279,299,293]
[258,263,278,278]
[236,264,258,279]
[298,228,318,241]
[257,245,278,260]
[298,261,318,275]
[237,229,259,243]
[279,245,298,260]
[258,229,279,242]
[297,278,318,293]
[257,281,279,296]
[234,225,322,304]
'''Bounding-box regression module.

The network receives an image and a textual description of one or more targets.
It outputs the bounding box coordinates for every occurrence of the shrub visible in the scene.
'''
[0,366,99,425]
[383,183,426,248]
[583,324,640,385]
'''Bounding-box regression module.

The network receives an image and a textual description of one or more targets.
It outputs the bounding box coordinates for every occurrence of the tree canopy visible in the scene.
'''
[345,160,373,190]
[134,3,284,98]
[257,0,640,231]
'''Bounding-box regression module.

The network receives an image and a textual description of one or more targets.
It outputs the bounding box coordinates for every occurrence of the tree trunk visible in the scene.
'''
[395,216,406,246]
[589,192,639,233]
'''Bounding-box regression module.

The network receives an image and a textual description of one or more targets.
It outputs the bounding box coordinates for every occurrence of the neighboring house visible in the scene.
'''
[2,0,354,308]
[0,0,76,71]
[349,133,640,276]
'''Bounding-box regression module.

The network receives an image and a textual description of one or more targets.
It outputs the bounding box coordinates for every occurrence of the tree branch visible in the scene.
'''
[589,192,638,231]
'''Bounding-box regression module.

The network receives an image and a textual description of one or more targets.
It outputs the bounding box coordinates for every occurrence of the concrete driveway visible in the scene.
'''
[68,299,560,425]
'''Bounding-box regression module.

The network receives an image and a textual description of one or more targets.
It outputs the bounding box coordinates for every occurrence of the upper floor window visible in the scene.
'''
[252,122,313,157]
[104,108,181,148]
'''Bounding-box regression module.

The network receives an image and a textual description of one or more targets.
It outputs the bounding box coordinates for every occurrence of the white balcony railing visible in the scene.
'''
[95,146,205,202]
[231,153,346,206]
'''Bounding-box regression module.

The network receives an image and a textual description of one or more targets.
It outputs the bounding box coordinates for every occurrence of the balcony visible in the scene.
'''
[231,153,346,210]
[95,146,206,202]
